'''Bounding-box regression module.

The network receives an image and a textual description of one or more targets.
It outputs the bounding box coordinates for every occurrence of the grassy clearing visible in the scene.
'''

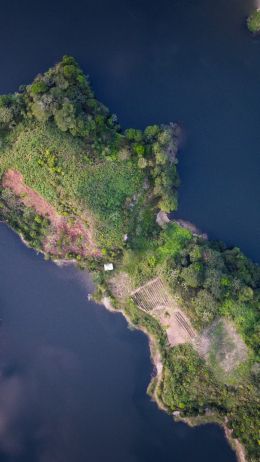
[0,122,144,247]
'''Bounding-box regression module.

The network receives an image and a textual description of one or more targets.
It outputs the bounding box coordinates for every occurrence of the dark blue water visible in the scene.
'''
[0,224,236,461]
[0,0,258,460]
[0,0,259,261]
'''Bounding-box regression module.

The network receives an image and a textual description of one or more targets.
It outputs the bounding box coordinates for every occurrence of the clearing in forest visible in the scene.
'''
[193,318,248,382]
[131,277,196,346]
[131,278,248,383]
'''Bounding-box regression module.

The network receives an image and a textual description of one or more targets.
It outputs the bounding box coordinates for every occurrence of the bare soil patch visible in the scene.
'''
[194,318,248,375]
[109,272,133,300]
[2,169,100,258]
[131,277,196,346]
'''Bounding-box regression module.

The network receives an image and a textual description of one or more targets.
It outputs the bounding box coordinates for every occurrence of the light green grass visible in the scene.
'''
[0,121,144,246]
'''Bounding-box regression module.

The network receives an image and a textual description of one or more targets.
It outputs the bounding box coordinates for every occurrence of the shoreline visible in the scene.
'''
[224,423,246,462]
[100,296,246,462]
[0,221,247,462]
[101,296,168,413]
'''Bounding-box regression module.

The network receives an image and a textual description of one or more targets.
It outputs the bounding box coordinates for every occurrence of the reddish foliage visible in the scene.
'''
[2,169,101,258]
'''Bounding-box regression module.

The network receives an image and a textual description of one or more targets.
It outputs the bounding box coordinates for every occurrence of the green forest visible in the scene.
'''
[0,56,179,250]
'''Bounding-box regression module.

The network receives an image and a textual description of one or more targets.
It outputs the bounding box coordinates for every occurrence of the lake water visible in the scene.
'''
[0,0,259,460]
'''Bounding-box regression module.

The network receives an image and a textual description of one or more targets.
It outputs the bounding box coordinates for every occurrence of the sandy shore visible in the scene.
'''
[224,423,246,462]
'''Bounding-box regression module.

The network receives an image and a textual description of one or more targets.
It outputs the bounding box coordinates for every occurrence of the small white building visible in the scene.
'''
[104,263,114,271]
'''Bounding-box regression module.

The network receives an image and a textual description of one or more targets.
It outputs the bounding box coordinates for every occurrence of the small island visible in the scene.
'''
[247,9,260,33]
[0,57,259,462]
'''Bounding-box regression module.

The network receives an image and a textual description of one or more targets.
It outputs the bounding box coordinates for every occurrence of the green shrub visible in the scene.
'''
[247,9,260,33]
[30,80,48,95]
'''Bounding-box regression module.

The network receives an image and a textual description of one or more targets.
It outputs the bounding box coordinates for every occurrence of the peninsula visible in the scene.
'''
[0,57,259,462]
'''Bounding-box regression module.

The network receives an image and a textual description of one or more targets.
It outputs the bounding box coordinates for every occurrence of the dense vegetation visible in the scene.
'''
[247,9,260,33]
[125,223,260,350]
[0,188,50,249]
[0,57,259,461]
[0,56,179,249]
[120,223,260,461]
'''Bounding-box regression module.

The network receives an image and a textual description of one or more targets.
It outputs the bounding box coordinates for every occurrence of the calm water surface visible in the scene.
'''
[0,0,259,460]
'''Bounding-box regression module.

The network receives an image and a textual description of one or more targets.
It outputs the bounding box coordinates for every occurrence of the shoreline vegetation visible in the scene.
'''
[247,9,260,33]
[0,57,259,462]
[101,294,247,462]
